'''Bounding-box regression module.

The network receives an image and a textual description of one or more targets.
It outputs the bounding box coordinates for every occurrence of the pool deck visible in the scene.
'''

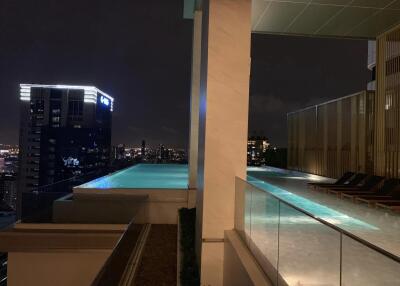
[248,166,400,258]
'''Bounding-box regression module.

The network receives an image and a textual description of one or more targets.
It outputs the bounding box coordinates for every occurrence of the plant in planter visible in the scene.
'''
[179,208,200,286]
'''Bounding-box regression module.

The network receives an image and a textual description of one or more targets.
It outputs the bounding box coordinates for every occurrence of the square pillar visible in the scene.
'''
[195,0,251,285]
[188,10,202,189]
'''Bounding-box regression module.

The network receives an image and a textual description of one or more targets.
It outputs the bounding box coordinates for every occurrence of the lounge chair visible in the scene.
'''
[345,179,400,204]
[325,175,384,198]
[377,205,400,212]
[374,193,400,211]
[316,173,368,193]
[307,171,354,189]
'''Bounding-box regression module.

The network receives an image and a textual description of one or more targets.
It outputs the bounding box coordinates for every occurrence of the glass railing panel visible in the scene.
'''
[278,202,341,286]
[342,235,400,286]
[249,187,279,283]
[234,177,400,286]
[234,177,253,244]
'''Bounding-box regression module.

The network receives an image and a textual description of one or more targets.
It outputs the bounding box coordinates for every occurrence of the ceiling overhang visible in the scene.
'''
[184,0,400,39]
[252,0,400,39]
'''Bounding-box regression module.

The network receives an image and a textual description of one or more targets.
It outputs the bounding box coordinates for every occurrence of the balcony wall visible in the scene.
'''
[223,230,272,286]
[0,223,125,286]
[55,189,196,225]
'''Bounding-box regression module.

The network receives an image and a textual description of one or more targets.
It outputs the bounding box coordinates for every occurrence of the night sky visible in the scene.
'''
[250,34,369,146]
[0,0,369,149]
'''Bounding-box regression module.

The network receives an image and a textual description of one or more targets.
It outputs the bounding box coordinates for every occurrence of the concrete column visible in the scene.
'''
[196,0,251,285]
[188,10,202,189]
[374,35,387,176]
[350,95,358,172]
[336,100,343,178]
[323,105,328,176]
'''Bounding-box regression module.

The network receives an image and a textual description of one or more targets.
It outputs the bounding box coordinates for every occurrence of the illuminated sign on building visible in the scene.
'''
[100,96,110,106]
[20,84,114,111]
[62,157,80,167]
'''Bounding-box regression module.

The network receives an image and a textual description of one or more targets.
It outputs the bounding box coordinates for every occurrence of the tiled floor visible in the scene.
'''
[134,225,177,286]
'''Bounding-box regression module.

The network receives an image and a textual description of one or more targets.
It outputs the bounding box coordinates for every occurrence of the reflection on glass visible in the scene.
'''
[278,203,341,286]
[250,190,279,283]
[234,177,400,286]
[235,177,252,244]
[342,235,400,286]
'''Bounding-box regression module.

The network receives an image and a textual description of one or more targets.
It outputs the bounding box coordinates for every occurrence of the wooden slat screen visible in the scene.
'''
[375,25,400,178]
[288,91,375,178]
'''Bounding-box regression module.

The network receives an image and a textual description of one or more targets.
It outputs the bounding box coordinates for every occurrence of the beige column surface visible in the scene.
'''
[196,0,251,285]
[374,35,386,176]
[336,100,342,178]
[189,10,203,189]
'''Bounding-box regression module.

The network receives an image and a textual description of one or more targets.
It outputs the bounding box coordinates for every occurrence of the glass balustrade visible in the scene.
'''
[235,177,400,286]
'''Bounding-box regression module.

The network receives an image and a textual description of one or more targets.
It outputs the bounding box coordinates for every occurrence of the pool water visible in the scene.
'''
[79,164,189,189]
[247,175,378,230]
[79,164,376,229]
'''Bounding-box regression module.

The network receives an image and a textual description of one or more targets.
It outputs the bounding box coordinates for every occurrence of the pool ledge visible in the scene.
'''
[54,187,197,225]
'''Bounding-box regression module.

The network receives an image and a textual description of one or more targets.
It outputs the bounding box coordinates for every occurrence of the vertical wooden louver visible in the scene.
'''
[375,26,400,178]
[288,25,400,179]
[287,91,375,178]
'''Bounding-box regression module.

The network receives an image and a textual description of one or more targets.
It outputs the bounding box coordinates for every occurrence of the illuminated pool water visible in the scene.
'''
[247,175,378,230]
[79,164,189,189]
[79,164,380,229]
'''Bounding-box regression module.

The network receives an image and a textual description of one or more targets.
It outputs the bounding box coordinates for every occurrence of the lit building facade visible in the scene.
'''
[112,144,126,160]
[141,140,146,161]
[0,173,17,210]
[18,84,113,200]
[247,136,269,166]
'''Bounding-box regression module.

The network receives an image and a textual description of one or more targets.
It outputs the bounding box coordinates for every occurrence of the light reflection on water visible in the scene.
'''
[79,164,189,189]
[247,175,378,230]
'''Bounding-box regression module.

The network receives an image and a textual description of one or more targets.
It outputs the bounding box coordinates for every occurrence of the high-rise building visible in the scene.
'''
[18,84,114,200]
[247,136,270,166]
[114,144,126,160]
[141,140,146,161]
[0,173,17,210]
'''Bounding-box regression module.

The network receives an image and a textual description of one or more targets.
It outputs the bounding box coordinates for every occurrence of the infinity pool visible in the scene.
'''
[79,164,189,189]
[247,174,378,230]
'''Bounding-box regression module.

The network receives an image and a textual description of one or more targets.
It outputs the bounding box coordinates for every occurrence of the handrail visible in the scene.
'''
[33,170,107,192]
[286,90,371,116]
[34,176,78,190]
[237,177,400,264]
